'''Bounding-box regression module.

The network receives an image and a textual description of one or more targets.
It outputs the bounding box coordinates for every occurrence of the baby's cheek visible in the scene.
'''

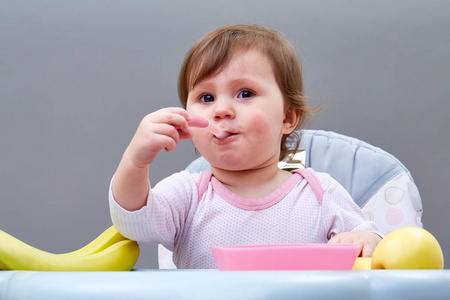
[248,115,268,134]
[248,114,281,136]
[192,132,205,148]
[191,132,207,151]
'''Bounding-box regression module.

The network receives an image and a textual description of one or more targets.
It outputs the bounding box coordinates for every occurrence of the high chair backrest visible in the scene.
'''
[158,129,423,269]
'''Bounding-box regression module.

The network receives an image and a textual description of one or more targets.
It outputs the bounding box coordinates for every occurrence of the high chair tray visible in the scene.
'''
[1,270,450,299]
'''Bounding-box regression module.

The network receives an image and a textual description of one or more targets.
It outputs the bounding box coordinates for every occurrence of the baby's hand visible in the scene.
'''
[125,107,193,168]
[327,231,382,257]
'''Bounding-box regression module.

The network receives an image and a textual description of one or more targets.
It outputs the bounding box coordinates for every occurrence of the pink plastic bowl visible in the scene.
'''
[211,244,360,271]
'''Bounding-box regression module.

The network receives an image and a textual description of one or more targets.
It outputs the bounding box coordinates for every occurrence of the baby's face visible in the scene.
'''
[186,50,292,171]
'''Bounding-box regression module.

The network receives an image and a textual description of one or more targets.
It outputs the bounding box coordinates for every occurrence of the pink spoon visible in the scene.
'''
[183,115,228,139]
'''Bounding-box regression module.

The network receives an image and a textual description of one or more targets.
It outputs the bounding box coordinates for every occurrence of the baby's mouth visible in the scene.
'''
[214,131,232,139]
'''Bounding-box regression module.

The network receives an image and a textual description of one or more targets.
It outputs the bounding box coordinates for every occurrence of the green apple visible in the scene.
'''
[371,227,444,269]
[352,257,372,270]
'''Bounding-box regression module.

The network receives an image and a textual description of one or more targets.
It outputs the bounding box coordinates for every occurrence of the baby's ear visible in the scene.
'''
[282,107,301,134]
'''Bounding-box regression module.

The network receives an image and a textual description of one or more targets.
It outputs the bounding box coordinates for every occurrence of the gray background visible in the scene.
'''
[1,0,449,269]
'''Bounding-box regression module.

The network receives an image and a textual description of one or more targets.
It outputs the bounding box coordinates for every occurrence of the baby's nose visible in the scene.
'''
[213,99,235,120]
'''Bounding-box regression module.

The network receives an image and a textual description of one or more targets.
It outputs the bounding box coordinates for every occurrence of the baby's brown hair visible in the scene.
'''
[178,24,318,160]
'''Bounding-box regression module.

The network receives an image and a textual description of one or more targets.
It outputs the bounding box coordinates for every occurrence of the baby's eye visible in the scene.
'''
[199,94,215,103]
[237,90,254,99]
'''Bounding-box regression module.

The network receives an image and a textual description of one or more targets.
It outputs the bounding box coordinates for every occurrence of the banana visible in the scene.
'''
[0,228,140,271]
[0,258,9,270]
[59,225,128,257]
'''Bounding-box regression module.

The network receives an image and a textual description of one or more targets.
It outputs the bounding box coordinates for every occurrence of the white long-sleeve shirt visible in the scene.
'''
[109,168,378,269]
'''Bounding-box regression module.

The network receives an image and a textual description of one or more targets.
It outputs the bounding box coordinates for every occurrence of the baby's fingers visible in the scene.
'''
[156,132,178,153]
[327,235,341,244]
[149,108,193,140]
[328,232,381,257]
[327,233,356,244]
[360,243,375,257]
[359,237,381,257]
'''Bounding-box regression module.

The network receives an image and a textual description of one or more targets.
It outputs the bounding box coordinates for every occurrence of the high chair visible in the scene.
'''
[158,129,423,269]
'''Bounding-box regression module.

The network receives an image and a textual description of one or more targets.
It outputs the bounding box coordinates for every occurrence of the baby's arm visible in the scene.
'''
[328,231,382,257]
[316,171,383,257]
[112,107,193,211]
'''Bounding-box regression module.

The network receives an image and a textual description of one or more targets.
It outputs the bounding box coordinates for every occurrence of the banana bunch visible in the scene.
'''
[0,225,140,271]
